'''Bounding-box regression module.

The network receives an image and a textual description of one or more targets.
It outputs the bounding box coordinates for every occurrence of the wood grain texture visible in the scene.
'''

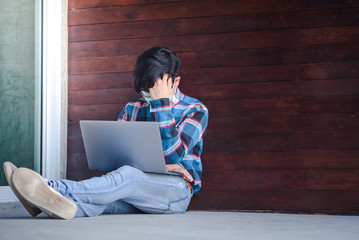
[202,150,359,170]
[68,104,124,122]
[68,0,359,25]
[67,0,359,213]
[69,72,133,91]
[69,0,183,9]
[69,9,359,42]
[200,170,359,191]
[188,190,359,214]
[69,28,359,59]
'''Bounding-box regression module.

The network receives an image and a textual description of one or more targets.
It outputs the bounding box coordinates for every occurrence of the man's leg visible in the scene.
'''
[53,165,192,216]
[75,200,141,217]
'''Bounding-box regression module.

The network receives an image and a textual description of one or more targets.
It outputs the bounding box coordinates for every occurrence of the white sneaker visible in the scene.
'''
[12,167,77,220]
[3,162,42,217]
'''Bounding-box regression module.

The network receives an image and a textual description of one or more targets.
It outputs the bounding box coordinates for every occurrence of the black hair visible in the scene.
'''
[134,47,180,93]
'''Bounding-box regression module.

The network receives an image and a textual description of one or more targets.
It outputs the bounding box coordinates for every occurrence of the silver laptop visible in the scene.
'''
[79,120,180,176]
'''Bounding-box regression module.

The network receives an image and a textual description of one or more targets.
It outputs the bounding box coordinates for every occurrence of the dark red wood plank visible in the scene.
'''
[202,150,359,170]
[182,61,359,85]
[69,43,359,74]
[206,113,359,135]
[68,138,85,155]
[203,97,301,118]
[69,27,359,59]
[300,96,359,114]
[69,10,359,42]
[67,0,245,25]
[68,88,138,106]
[188,190,359,213]
[201,170,359,191]
[183,61,359,85]
[68,55,137,75]
[69,64,297,87]
[283,43,359,65]
[204,96,359,118]
[68,104,125,122]
[181,44,359,69]
[181,65,296,84]
[69,72,133,91]
[68,122,82,137]
[291,113,359,130]
[298,61,359,80]
[67,155,89,172]
[69,0,182,9]
[297,131,359,150]
[68,0,359,26]
[205,132,296,152]
[182,79,359,101]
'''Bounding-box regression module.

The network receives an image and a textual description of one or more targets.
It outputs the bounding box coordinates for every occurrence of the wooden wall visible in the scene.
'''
[67,0,359,214]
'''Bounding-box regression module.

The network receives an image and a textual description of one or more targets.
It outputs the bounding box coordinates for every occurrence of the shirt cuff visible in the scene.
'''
[150,98,171,111]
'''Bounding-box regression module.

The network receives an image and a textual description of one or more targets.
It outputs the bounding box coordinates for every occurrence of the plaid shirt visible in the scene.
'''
[117,89,209,193]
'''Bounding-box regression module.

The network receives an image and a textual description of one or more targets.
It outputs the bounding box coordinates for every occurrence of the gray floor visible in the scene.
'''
[1,205,359,240]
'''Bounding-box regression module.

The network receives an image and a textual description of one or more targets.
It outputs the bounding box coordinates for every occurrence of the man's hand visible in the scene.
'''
[166,164,193,182]
[149,74,173,100]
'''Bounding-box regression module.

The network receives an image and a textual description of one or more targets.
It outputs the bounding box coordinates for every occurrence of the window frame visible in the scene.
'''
[41,0,68,180]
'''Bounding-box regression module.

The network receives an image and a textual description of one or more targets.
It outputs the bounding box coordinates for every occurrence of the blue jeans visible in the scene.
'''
[52,166,193,217]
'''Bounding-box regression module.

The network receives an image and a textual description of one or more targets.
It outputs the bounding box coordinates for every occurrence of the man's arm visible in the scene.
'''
[149,75,209,165]
[118,106,129,121]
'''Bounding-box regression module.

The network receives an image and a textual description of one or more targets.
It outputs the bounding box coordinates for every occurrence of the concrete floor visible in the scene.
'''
[1,205,359,240]
[1,187,358,240]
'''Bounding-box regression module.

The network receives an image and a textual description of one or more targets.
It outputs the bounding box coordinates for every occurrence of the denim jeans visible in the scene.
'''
[52,165,193,217]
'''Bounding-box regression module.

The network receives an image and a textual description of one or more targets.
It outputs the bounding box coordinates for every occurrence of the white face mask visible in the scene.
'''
[141,87,176,104]
[170,86,176,101]
[141,91,152,103]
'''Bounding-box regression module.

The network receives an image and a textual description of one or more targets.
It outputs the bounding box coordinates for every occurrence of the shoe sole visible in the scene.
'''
[12,168,77,220]
[3,162,42,217]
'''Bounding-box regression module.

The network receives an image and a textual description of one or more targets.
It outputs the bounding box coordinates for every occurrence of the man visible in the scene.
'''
[3,47,209,219]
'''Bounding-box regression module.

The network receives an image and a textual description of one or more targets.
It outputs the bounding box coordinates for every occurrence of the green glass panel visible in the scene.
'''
[0,0,39,185]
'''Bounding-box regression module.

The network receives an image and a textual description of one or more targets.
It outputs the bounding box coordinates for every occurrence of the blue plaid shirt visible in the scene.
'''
[117,89,209,193]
